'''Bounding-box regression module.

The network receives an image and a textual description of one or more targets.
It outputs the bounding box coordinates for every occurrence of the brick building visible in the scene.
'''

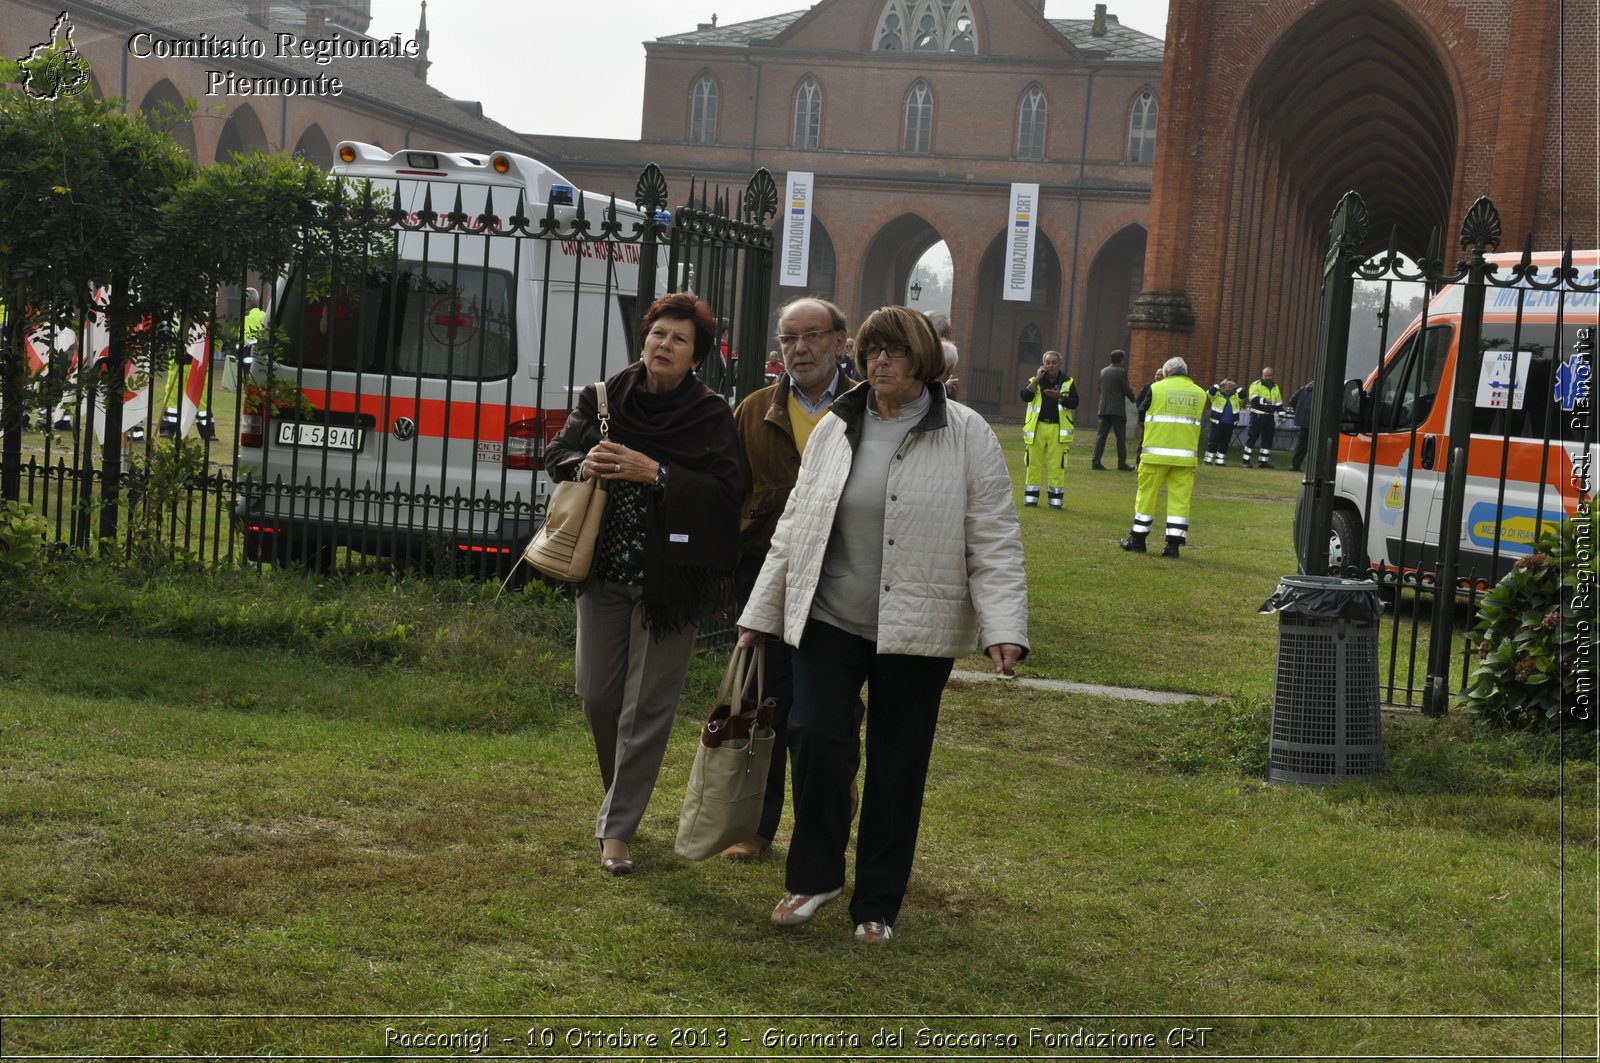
[1130,0,1600,394]
[524,0,1164,418]
[1,0,524,168]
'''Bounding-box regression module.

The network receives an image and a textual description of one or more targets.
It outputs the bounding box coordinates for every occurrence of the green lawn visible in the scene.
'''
[0,435,1594,1059]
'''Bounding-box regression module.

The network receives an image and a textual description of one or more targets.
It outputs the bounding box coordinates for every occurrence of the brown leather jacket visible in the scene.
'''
[733,375,804,562]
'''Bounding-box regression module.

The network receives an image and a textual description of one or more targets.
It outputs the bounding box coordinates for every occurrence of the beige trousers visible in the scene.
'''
[574,579,698,843]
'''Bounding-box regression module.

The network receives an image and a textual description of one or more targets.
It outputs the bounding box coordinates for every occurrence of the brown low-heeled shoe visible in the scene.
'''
[721,836,771,862]
[599,839,634,876]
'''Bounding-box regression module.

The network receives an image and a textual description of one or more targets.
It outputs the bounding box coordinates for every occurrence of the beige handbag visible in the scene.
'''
[675,642,776,861]
[521,381,610,583]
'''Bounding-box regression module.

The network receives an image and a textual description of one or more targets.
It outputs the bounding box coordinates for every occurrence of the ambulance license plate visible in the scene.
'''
[276,421,363,451]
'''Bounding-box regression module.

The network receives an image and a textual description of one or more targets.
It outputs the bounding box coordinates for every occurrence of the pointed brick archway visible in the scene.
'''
[1079,223,1147,417]
[214,103,269,164]
[767,216,838,346]
[856,212,948,316]
[135,79,196,160]
[969,227,1062,415]
[1130,0,1515,396]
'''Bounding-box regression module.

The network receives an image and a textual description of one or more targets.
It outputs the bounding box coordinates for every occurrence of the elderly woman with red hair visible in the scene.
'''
[546,292,743,877]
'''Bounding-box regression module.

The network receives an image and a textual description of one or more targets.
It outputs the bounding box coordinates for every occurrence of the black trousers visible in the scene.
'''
[1245,416,1276,455]
[1291,426,1310,470]
[1208,418,1235,456]
[787,618,953,927]
[1092,415,1127,467]
[734,557,862,842]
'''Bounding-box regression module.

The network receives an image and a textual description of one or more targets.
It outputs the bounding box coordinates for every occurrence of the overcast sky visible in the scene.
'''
[364,0,1170,140]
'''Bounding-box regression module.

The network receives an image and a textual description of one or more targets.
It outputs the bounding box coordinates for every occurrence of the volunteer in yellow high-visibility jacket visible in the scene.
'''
[1020,349,1078,510]
[1242,367,1284,467]
[1122,356,1207,558]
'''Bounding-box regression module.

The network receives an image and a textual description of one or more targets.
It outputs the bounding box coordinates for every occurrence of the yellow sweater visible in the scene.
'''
[787,390,829,454]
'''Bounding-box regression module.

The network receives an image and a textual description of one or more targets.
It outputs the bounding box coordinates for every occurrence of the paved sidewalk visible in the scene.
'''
[948,669,1219,705]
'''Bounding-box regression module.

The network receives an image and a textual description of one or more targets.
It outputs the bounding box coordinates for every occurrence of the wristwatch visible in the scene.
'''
[653,463,668,491]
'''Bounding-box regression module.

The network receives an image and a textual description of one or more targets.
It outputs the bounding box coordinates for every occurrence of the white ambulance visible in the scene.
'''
[1315,250,1596,585]
[237,142,664,569]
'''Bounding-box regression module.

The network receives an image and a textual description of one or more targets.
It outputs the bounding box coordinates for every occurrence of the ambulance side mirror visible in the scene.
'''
[1339,378,1368,434]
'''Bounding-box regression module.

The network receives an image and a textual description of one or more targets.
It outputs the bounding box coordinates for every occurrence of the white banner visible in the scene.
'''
[1002,182,1040,302]
[779,171,814,288]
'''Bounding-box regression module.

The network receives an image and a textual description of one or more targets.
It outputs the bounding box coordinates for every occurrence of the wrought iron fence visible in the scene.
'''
[1296,193,1597,711]
[1,160,777,593]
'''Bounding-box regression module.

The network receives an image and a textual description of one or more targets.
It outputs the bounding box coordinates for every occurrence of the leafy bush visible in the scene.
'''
[0,500,49,580]
[1458,517,1598,731]
[120,438,212,574]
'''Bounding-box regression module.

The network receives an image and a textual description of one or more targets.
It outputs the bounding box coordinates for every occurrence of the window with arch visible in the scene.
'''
[875,0,978,53]
[1017,86,1047,160]
[1127,88,1157,164]
[876,5,905,49]
[793,77,821,150]
[1018,323,1044,366]
[903,81,932,153]
[690,75,718,145]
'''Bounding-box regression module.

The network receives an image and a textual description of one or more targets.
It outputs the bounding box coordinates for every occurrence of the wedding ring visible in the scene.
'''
[614,463,621,472]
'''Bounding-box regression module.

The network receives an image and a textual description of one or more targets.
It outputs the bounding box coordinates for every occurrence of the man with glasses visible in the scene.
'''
[724,296,858,862]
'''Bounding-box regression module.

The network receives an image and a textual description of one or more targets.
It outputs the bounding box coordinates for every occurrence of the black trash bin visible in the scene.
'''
[1258,575,1384,785]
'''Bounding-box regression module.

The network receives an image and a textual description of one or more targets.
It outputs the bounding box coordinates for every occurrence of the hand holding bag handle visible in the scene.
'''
[676,642,777,860]
[702,642,770,749]
[705,641,760,741]
[496,381,610,596]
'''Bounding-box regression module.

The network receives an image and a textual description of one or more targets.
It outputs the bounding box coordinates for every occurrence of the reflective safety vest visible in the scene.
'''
[1248,379,1283,412]
[1208,388,1241,416]
[1023,374,1074,444]
[1142,375,1207,466]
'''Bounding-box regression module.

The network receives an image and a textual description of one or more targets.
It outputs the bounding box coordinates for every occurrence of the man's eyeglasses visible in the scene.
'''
[776,329,836,349]
[861,344,910,361]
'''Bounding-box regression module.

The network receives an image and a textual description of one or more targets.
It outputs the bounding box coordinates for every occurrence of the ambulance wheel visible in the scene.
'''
[1328,508,1366,576]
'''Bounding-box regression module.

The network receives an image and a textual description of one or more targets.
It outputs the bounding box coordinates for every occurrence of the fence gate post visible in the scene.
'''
[634,164,668,311]
[736,169,778,400]
[1,308,22,504]
[1423,197,1499,716]
[1298,191,1367,576]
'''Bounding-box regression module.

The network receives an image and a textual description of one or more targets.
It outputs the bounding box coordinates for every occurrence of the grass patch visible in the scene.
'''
[0,435,1594,1058]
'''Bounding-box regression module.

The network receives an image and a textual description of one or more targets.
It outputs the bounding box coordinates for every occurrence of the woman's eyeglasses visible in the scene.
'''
[861,344,910,361]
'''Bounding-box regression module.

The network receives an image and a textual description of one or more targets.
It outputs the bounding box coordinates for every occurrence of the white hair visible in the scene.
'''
[1162,356,1189,377]
[941,339,959,370]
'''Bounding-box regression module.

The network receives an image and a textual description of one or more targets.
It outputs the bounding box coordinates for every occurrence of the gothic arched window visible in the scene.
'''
[876,0,978,53]
[1128,88,1158,164]
[875,2,907,50]
[690,74,718,145]
[793,77,821,150]
[1017,86,1047,160]
[903,81,933,153]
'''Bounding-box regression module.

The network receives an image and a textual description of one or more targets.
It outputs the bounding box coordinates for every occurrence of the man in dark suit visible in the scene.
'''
[1091,349,1138,471]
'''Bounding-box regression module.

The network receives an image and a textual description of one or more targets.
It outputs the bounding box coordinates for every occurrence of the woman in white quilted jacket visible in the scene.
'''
[736,304,1029,945]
